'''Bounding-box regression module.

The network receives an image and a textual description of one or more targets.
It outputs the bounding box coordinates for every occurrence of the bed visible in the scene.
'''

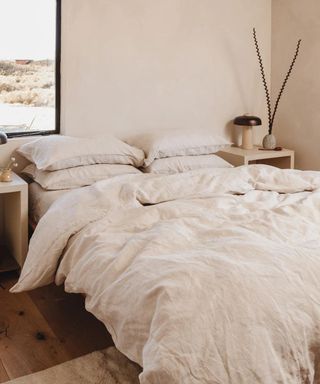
[11,164,320,384]
[28,182,73,227]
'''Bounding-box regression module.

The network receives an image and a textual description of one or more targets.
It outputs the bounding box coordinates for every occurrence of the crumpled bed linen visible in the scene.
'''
[12,165,320,384]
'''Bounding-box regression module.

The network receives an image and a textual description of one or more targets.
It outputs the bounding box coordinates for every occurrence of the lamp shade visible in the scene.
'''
[0,132,8,145]
[234,115,262,126]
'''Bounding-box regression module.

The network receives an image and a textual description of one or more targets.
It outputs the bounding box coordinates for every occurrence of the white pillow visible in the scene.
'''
[22,163,141,190]
[143,154,233,174]
[18,135,145,171]
[125,129,231,167]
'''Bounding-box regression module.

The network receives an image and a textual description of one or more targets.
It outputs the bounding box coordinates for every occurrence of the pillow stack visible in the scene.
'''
[19,135,144,190]
[125,129,233,174]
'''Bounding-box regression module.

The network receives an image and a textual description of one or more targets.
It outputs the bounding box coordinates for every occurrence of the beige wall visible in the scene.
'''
[0,0,271,165]
[61,0,271,143]
[272,0,320,170]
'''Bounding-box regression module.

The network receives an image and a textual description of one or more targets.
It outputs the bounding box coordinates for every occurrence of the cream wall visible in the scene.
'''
[0,0,271,165]
[271,0,320,170]
[61,0,271,143]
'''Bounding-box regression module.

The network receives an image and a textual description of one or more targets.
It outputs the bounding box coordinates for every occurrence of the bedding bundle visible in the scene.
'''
[12,165,320,383]
[19,135,144,190]
[125,129,233,173]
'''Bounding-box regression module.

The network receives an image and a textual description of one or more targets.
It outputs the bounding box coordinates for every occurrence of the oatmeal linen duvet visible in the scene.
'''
[11,165,320,384]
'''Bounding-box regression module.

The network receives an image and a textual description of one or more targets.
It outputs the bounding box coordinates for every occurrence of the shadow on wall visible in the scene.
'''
[225,120,241,147]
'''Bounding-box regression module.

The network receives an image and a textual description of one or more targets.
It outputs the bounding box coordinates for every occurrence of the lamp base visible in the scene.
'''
[241,126,254,150]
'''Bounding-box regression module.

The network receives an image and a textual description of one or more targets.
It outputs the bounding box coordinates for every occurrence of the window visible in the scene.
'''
[0,0,60,137]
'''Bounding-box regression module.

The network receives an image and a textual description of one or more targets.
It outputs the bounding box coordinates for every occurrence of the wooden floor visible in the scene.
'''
[0,271,113,383]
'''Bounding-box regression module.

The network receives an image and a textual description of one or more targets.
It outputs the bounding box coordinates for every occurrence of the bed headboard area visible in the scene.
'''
[0,0,271,168]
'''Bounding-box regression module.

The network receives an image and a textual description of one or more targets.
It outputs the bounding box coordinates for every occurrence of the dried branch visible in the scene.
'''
[253,28,302,135]
[253,28,272,133]
[271,39,302,130]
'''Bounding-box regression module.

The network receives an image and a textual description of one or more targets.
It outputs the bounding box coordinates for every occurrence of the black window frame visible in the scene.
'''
[6,0,61,138]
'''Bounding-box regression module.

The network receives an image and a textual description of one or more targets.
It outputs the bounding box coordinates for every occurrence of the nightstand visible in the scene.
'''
[0,172,28,272]
[218,146,294,169]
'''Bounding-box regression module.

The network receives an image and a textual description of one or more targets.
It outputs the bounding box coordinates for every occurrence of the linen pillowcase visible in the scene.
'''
[22,163,141,190]
[18,135,145,171]
[125,129,231,167]
[143,154,233,174]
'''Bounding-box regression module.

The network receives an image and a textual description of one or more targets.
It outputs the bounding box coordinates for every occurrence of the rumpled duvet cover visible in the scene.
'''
[12,165,320,383]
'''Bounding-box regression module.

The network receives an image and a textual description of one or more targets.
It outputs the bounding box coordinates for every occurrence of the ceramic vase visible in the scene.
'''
[262,134,276,150]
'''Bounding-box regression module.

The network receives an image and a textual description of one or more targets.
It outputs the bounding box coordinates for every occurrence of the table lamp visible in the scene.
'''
[0,132,8,145]
[234,115,261,150]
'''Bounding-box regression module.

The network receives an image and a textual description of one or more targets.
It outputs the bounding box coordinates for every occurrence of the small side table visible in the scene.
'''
[0,172,28,272]
[218,146,294,169]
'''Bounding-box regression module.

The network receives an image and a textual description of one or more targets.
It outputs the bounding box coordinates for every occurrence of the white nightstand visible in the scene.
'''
[218,146,295,169]
[0,172,28,272]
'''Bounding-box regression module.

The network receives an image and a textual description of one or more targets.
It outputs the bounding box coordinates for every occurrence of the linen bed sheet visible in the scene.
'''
[12,165,320,384]
[29,182,72,224]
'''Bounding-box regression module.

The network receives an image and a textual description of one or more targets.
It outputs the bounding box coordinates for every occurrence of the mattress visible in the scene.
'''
[29,182,71,224]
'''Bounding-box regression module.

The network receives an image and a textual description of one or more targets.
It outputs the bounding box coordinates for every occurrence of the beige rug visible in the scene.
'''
[5,347,141,384]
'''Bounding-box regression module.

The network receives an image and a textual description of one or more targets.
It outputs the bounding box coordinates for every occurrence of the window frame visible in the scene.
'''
[6,0,61,138]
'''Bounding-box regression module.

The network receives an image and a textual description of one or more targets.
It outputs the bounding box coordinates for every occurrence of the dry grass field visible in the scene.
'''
[0,60,55,133]
[0,60,54,108]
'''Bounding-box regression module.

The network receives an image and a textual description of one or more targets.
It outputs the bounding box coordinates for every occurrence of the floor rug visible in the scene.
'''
[5,347,141,384]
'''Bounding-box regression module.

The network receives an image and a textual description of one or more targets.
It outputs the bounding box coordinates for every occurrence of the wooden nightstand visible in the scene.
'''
[218,146,295,169]
[0,172,28,272]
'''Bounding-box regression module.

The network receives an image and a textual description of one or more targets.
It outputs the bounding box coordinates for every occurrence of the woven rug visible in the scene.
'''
[5,347,141,384]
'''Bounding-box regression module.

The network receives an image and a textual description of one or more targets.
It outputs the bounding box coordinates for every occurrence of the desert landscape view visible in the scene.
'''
[0,60,55,133]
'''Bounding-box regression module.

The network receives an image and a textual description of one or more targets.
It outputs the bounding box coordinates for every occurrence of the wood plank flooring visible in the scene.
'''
[0,272,113,383]
[0,247,18,274]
